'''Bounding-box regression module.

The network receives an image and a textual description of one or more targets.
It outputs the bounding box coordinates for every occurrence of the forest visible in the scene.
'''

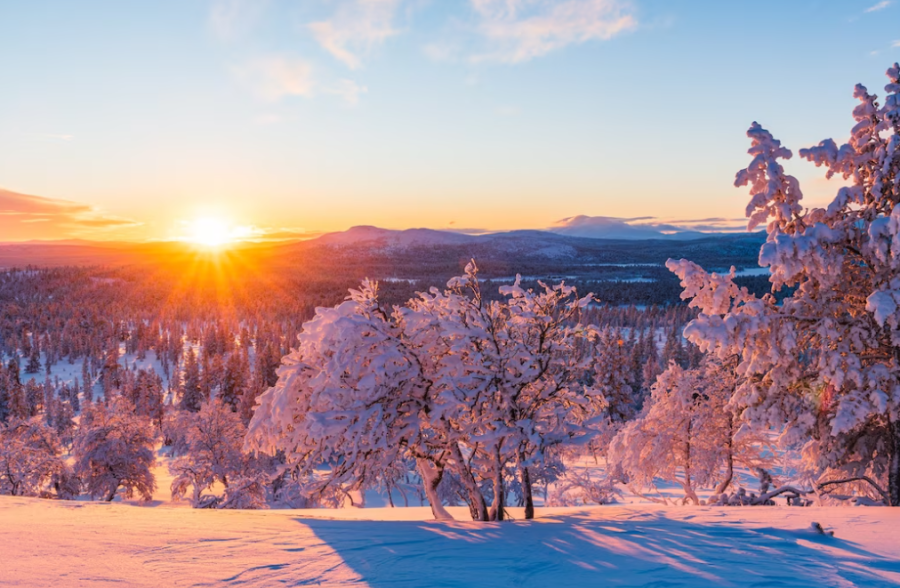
[2,63,900,517]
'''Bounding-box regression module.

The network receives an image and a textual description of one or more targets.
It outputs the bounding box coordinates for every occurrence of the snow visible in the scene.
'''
[2,496,899,587]
[551,215,708,240]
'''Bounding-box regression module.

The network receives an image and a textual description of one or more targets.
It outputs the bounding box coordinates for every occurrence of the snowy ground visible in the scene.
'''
[2,497,899,587]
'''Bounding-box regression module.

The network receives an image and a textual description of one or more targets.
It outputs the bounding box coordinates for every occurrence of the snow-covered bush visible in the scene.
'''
[666,63,900,506]
[546,469,621,506]
[170,399,266,508]
[247,262,606,520]
[610,362,719,504]
[0,417,67,497]
[609,358,771,505]
[74,399,156,501]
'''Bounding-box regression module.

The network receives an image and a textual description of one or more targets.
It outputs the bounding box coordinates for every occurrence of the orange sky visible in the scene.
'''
[0,1,894,243]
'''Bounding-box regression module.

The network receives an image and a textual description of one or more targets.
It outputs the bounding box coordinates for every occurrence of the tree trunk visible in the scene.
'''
[106,484,118,502]
[682,420,698,505]
[521,463,534,520]
[889,418,900,507]
[416,458,454,521]
[680,478,700,506]
[489,444,505,521]
[450,443,488,521]
[715,415,735,495]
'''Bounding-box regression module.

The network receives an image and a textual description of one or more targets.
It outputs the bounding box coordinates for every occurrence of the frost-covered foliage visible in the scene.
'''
[169,399,265,508]
[666,64,900,506]
[247,262,607,520]
[609,359,769,505]
[123,369,165,429]
[546,468,621,507]
[74,399,156,501]
[0,417,68,497]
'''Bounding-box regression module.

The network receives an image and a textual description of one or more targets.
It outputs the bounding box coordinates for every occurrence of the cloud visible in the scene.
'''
[549,215,748,239]
[324,79,369,105]
[25,133,74,142]
[0,189,90,216]
[865,1,891,12]
[209,0,269,40]
[444,226,496,235]
[254,228,325,241]
[470,0,637,64]
[495,105,521,116]
[893,40,900,47]
[0,188,141,241]
[233,56,315,102]
[423,41,461,63]
[235,56,368,105]
[309,0,406,69]
[254,113,291,125]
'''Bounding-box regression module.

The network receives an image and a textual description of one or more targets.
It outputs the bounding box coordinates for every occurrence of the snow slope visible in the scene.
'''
[2,497,899,587]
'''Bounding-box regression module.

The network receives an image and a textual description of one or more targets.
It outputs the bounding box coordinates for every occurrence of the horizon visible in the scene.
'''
[2,0,899,242]
[0,214,760,247]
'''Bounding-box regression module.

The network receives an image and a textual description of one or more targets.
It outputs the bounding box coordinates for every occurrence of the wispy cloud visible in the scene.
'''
[209,0,269,40]
[495,105,521,116]
[233,55,315,102]
[865,0,891,12]
[0,188,141,241]
[25,133,75,142]
[309,0,406,70]
[251,227,325,241]
[324,79,369,105]
[893,40,900,47]
[550,215,747,237]
[470,0,637,64]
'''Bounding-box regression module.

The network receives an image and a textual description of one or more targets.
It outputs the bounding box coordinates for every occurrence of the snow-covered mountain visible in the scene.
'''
[310,215,742,249]
[548,215,708,240]
[314,226,478,247]
[311,221,733,249]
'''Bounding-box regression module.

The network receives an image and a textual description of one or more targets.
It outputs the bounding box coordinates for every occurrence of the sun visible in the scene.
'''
[186,217,233,248]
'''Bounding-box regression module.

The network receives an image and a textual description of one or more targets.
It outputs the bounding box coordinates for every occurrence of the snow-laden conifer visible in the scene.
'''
[666,64,900,505]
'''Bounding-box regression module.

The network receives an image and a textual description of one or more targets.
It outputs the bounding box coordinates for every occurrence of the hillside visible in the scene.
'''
[2,497,898,587]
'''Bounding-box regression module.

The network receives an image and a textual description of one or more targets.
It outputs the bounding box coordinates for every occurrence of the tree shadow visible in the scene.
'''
[274,510,900,587]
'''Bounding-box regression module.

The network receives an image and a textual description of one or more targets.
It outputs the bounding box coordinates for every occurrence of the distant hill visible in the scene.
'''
[549,215,710,240]
[314,226,479,247]
[0,227,765,279]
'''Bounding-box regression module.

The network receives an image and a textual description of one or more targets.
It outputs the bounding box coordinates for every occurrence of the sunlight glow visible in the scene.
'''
[185,218,241,248]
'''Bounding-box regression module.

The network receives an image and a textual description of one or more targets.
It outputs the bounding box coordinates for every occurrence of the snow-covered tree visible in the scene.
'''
[74,399,156,501]
[609,358,769,504]
[666,64,900,506]
[0,417,66,497]
[220,350,249,412]
[593,329,636,422]
[170,399,258,507]
[180,348,203,412]
[127,369,164,430]
[609,363,718,504]
[247,263,604,521]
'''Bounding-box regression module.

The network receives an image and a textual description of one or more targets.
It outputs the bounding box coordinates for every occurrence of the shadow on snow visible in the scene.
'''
[230,510,900,587]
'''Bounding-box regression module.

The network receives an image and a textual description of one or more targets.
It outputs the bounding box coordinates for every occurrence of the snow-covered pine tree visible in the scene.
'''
[25,338,41,374]
[667,64,900,505]
[0,367,10,423]
[220,350,248,412]
[180,348,203,412]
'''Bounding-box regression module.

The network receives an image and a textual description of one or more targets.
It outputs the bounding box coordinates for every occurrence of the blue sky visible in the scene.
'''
[0,0,898,241]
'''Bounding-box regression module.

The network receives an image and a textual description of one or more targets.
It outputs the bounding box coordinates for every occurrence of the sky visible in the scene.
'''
[0,0,898,242]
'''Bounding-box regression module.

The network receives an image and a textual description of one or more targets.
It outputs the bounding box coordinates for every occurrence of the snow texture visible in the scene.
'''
[2,497,899,587]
